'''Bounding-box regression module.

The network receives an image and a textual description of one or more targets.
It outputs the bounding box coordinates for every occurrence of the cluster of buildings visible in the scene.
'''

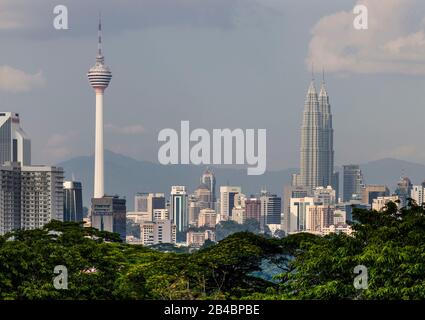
[0,112,85,235]
[2,21,424,249]
[282,76,425,237]
[126,169,283,248]
[0,20,126,241]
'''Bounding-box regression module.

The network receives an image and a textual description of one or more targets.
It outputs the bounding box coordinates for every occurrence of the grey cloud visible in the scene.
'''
[0,0,270,39]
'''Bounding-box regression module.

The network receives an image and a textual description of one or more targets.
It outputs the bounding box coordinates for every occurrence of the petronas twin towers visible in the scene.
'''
[295,74,336,192]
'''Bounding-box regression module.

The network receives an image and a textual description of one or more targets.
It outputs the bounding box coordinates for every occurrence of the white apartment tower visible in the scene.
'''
[0,163,21,235]
[20,166,64,230]
[411,185,424,206]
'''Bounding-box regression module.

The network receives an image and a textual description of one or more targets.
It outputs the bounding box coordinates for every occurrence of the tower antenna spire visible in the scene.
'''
[98,11,102,57]
[322,66,325,84]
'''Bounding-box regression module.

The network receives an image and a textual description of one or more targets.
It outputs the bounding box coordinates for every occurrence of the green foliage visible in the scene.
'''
[2,202,425,300]
[272,201,425,300]
[215,219,261,241]
[0,222,280,300]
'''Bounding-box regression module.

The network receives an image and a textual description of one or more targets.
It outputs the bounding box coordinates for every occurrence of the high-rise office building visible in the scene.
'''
[139,220,176,246]
[194,184,212,209]
[231,206,246,224]
[153,208,169,221]
[318,76,334,189]
[411,185,424,206]
[91,195,126,241]
[0,162,21,235]
[21,166,64,230]
[134,193,166,219]
[198,208,217,228]
[296,74,336,192]
[188,194,200,227]
[289,197,316,233]
[372,195,400,211]
[63,181,84,222]
[282,185,309,234]
[395,176,413,207]
[87,17,112,199]
[245,197,261,224]
[0,112,31,166]
[361,185,390,205]
[306,205,334,233]
[170,186,188,233]
[260,190,282,226]
[201,168,216,208]
[343,165,364,201]
[313,186,336,205]
[219,186,241,219]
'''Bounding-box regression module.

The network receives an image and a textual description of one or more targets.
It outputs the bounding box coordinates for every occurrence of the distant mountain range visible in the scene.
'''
[58,150,425,211]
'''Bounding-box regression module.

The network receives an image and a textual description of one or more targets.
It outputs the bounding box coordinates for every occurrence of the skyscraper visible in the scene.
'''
[289,197,316,233]
[318,77,334,189]
[134,193,166,219]
[170,186,188,234]
[296,73,335,192]
[63,181,84,222]
[260,190,282,226]
[219,186,241,219]
[201,168,216,209]
[1,163,65,233]
[362,185,390,205]
[245,197,261,224]
[91,195,126,241]
[21,166,64,230]
[0,112,31,166]
[87,17,112,199]
[0,162,21,235]
[282,185,309,234]
[306,205,334,233]
[411,185,424,206]
[395,176,413,207]
[195,184,212,207]
[343,165,364,201]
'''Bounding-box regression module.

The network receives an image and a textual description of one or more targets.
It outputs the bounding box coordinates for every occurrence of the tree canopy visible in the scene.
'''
[1,201,424,300]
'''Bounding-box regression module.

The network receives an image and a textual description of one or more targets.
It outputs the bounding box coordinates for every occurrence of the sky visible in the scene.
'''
[2,0,425,171]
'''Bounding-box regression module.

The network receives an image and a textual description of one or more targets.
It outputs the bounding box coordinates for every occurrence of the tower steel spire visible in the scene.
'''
[98,12,102,57]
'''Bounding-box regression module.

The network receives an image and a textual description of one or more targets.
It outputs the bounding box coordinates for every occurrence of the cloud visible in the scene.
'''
[373,144,425,162]
[307,0,425,75]
[105,123,145,135]
[0,10,25,30]
[0,65,45,93]
[45,131,79,160]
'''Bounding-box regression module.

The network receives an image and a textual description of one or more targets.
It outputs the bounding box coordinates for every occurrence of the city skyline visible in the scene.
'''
[2,1,425,306]
[2,0,425,171]
[2,1,425,233]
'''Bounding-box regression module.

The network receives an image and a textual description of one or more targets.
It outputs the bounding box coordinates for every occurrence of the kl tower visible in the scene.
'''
[88,16,112,199]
